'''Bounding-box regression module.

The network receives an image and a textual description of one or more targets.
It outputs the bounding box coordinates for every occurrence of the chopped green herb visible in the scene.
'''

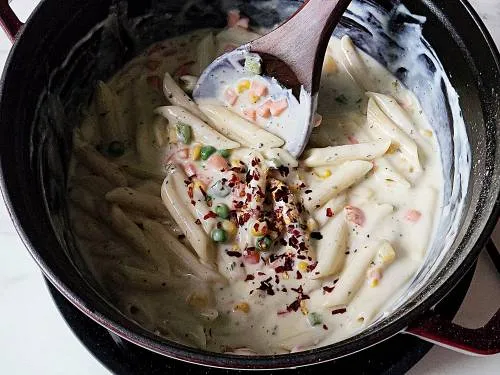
[307,312,323,326]
[107,141,125,157]
[176,122,192,144]
[200,145,216,160]
[335,94,348,104]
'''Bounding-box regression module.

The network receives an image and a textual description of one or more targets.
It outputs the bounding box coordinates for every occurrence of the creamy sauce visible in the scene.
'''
[68,21,443,354]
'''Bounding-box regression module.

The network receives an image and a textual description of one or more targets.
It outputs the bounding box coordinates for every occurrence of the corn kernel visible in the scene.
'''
[232,243,239,251]
[300,300,309,315]
[385,143,399,154]
[231,159,241,168]
[314,168,332,179]
[323,55,337,74]
[222,220,237,237]
[283,272,289,280]
[233,302,250,313]
[186,292,208,308]
[237,80,251,93]
[193,179,206,191]
[298,261,308,272]
[306,218,318,232]
[192,144,202,160]
[370,278,379,287]
[421,129,433,137]
[249,93,260,104]
[377,242,396,265]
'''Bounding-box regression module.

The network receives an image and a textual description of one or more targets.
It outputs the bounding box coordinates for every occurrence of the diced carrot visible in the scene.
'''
[250,80,268,97]
[345,205,365,226]
[405,209,421,222]
[224,87,238,106]
[236,17,250,29]
[347,135,359,144]
[173,61,194,78]
[184,163,197,177]
[177,148,189,160]
[242,108,257,122]
[146,75,162,91]
[227,9,240,27]
[257,100,272,118]
[207,154,229,171]
[146,60,161,71]
[243,249,261,264]
[270,98,288,116]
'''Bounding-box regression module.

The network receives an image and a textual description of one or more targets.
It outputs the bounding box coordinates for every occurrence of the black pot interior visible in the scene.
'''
[0,0,499,369]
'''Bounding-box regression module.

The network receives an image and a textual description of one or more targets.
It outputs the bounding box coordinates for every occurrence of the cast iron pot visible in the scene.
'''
[0,0,499,369]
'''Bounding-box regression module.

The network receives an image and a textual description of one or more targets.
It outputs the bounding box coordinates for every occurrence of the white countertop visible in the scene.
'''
[0,0,499,374]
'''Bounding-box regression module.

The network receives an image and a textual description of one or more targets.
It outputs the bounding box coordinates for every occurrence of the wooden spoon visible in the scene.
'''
[193,0,352,156]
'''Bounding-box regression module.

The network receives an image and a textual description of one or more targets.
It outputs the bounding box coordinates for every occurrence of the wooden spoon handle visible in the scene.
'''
[250,0,351,93]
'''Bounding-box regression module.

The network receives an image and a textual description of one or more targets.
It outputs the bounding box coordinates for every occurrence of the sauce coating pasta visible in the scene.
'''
[68,20,442,354]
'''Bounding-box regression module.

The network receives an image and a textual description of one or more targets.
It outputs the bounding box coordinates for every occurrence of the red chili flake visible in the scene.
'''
[286,300,301,312]
[323,324,329,330]
[305,189,312,194]
[307,261,318,272]
[326,208,334,217]
[296,271,303,279]
[274,274,280,284]
[225,250,242,258]
[244,274,255,281]
[195,219,201,225]
[257,272,266,276]
[278,165,290,177]
[204,211,217,220]
[282,288,287,292]
[323,286,335,293]
[331,308,347,315]
[177,234,186,240]
[297,255,306,260]
[277,310,289,316]
[190,200,196,206]
[257,277,274,295]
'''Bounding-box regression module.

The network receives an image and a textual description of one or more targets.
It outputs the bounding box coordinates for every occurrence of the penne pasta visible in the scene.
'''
[311,193,347,228]
[303,140,391,167]
[304,160,373,212]
[339,35,377,92]
[70,206,110,242]
[324,240,385,308]
[372,157,411,188]
[162,169,214,263]
[262,148,299,168]
[366,92,417,137]
[142,219,225,283]
[194,33,216,75]
[109,204,155,258]
[136,115,167,166]
[95,81,129,149]
[311,212,348,279]
[133,179,162,196]
[367,98,421,171]
[163,72,209,122]
[155,105,240,149]
[73,144,128,187]
[105,187,170,219]
[199,104,285,149]
[71,175,114,199]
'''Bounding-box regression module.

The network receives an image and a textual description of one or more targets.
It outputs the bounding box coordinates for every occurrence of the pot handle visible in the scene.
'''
[405,239,500,356]
[0,0,23,41]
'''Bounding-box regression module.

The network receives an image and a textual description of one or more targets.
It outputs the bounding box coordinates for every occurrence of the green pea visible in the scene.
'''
[256,236,273,251]
[107,141,125,157]
[215,203,230,219]
[176,122,192,144]
[211,228,227,243]
[218,149,231,158]
[200,145,216,160]
[307,312,322,326]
